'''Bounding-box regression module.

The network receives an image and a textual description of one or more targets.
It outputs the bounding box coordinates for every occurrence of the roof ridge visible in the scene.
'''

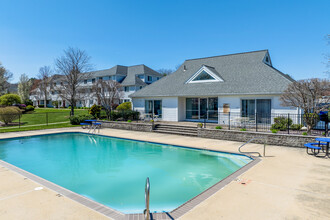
[186,49,269,61]
[127,64,145,68]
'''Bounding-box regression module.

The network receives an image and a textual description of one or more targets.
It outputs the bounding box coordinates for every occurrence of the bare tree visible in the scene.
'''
[18,73,32,104]
[55,47,92,116]
[92,80,123,119]
[0,62,13,95]
[38,66,52,108]
[157,68,174,76]
[280,78,330,133]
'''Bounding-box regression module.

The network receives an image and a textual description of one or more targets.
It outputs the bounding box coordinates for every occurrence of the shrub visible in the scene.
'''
[69,114,94,125]
[290,124,303,130]
[116,102,132,110]
[89,104,101,118]
[38,104,44,108]
[271,129,278,133]
[52,101,59,108]
[127,120,132,123]
[0,107,22,125]
[240,128,247,131]
[25,105,35,112]
[302,132,308,136]
[110,110,140,121]
[215,126,222,129]
[271,117,293,131]
[24,99,33,106]
[0,94,21,106]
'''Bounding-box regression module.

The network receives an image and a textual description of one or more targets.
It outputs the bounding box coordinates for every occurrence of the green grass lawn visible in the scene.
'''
[13,108,89,126]
[0,122,80,133]
[0,108,89,133]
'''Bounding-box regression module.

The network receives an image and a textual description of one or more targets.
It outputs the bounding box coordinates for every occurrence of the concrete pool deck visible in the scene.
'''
[0,128,329,220]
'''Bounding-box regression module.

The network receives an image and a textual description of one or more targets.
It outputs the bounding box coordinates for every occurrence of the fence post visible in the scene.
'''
[228,112,231,130]
[46,112,48,126]
[256,113,258,132]
[287,113,290,134]
[325,118,328,137]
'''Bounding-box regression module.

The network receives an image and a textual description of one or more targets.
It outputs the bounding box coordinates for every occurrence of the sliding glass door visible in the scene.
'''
[241,99,271,123]
[186,97,218,121]
[256,99,271,123]
[145,100,162,118]
[186,98,199,119]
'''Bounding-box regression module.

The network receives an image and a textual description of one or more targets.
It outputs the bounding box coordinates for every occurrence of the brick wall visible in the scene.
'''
[98,121,153,132]
[198,128,317,148]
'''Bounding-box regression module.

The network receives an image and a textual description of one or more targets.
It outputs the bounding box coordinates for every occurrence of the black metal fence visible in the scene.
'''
[0,112,73,129]
[214,112,328,136]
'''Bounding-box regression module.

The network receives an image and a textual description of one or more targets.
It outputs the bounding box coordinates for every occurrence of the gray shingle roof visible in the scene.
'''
[53,64,161,87]
[120,65,162,86]
[130,50,294,98]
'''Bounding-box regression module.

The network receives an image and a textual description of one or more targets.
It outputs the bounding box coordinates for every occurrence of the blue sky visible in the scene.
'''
[0,0,329,82]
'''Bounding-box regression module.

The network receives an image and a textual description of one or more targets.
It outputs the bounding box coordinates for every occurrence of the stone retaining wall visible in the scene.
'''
[197,128,318,148]
[98,121,153,132]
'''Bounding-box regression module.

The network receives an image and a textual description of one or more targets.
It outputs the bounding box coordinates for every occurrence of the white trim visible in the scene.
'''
[185,65,223,84]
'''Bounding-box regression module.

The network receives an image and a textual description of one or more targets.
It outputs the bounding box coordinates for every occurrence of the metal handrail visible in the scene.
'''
[144,177,150,220]
[238,137,266,157]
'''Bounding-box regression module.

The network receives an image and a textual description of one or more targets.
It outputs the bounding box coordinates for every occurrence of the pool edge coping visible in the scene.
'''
[0,130,261,220]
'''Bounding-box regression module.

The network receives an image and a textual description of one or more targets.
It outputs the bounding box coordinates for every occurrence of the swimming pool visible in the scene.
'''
[0,132,253,214]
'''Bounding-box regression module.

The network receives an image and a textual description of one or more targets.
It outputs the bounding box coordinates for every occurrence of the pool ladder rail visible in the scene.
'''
[238,137,266,157]
[144,177,150,220]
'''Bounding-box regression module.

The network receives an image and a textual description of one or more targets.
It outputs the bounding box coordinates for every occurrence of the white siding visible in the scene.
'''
[178,97,185,121]
[132,98,145,114]
[218,96,241,113]
[272,96,298,114]
[162,97,178,121]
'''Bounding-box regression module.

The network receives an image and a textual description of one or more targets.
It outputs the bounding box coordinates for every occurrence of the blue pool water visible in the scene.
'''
[0,133,252,213]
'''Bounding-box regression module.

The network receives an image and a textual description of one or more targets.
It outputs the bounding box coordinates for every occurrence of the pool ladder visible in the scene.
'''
[238,137,266,157]
[144,177,150,220]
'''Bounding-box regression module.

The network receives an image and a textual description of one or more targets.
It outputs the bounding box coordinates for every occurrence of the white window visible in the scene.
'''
[186,65,223,84]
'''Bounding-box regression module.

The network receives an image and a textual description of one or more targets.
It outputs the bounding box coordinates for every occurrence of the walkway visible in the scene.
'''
[0,128,329,219]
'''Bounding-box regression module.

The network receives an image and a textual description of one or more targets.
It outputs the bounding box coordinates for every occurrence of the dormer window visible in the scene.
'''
[193,70,215,81]
[186,65,223,84]
[263,53,272,66]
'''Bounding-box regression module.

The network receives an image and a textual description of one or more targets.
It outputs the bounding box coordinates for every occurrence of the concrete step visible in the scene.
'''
[155,127,197,132]
[153,129,198,136]
[155,124,196,129]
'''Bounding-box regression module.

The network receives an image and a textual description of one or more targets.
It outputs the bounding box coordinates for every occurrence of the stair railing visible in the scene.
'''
[238,137,266,157]
[144,177,150,220]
